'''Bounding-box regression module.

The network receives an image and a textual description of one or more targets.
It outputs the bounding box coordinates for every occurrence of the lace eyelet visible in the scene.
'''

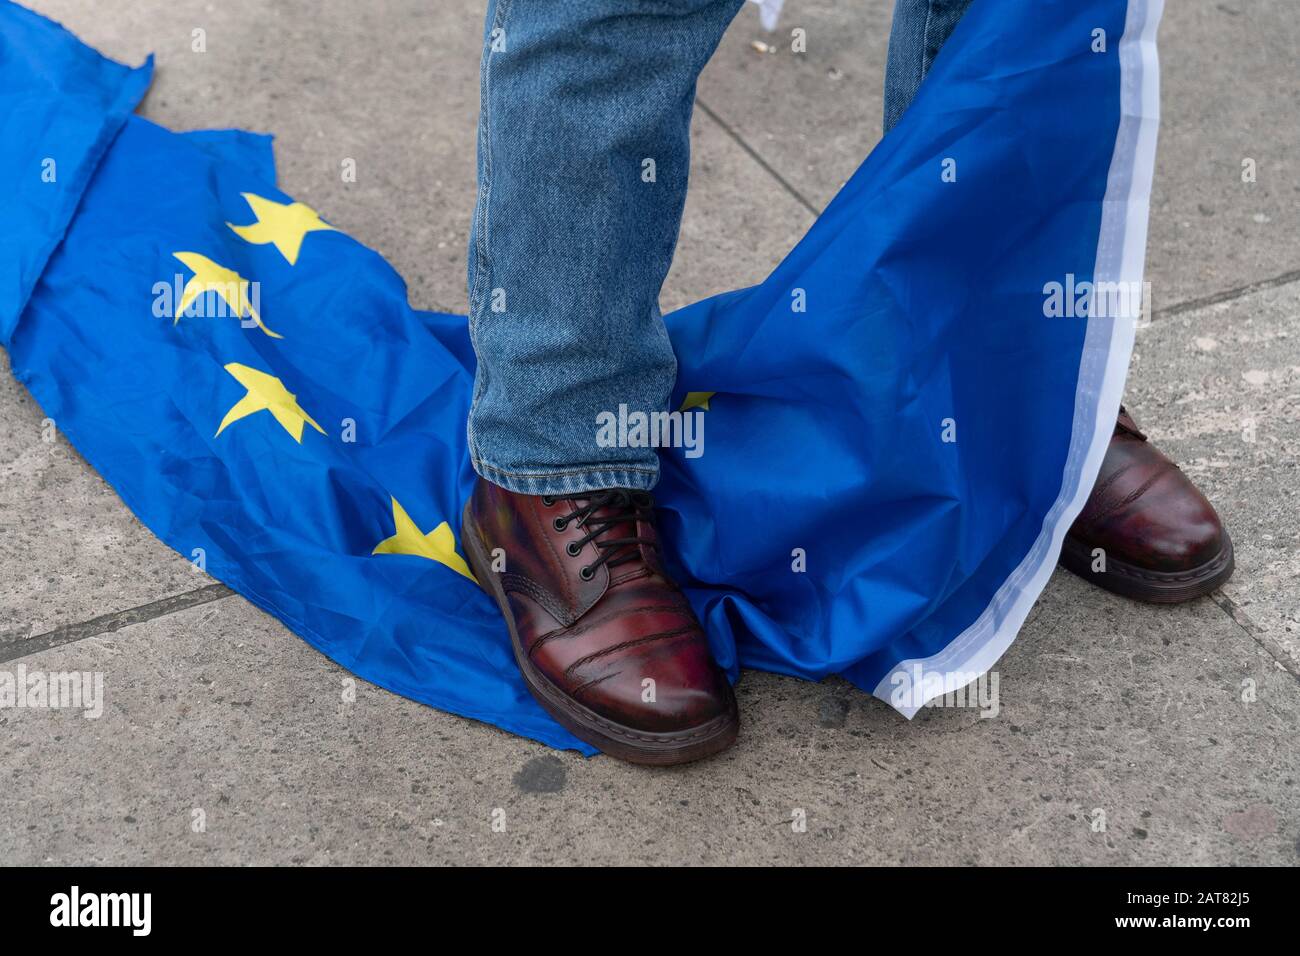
[552,517,567,532]
[578,565,595,581]
[566,542,581,557]
[541,496,554,507]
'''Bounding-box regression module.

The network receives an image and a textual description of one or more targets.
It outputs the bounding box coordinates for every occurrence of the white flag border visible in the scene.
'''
[874,0,1166,716]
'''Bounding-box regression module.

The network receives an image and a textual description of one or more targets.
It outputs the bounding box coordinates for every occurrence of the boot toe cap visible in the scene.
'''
[570,654,736,735]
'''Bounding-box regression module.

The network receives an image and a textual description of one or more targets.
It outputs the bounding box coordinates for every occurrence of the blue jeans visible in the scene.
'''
[468,0,973,495]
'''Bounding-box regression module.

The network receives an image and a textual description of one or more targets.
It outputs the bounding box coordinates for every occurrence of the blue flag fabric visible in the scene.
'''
[1,0,1162,752]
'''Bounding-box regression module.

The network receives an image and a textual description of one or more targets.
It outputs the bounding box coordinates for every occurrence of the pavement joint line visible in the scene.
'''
[1209,589,1300,682]
[1151,268,1300,320]
[2,567,1295,695]
[0,583,234,664]
[696,97,821,218]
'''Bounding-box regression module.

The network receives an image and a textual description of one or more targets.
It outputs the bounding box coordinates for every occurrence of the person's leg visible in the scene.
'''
[468,0,744,496]
[882,0,973,134]
[882,0,1233,601]
[463,0,744,764]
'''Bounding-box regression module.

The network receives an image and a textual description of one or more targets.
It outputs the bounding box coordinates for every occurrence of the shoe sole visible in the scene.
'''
[1059,529,1235,604]
[461,502,739,766]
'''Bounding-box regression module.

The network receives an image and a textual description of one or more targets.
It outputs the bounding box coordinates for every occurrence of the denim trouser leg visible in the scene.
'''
[467,0,745,496]
[883,0,975,134]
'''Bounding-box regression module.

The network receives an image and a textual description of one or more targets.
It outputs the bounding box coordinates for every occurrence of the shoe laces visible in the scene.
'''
[543,489,657,581]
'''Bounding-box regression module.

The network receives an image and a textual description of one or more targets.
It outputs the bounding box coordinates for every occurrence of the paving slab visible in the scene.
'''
[696,0,1300,305]
[3,562,1296,866]
[664,111,815,310]
[29,0,484,312]
[1145,0,1300,306]
[1125,282,1300,672]
[0,360,208,647]
[697,0,890,215]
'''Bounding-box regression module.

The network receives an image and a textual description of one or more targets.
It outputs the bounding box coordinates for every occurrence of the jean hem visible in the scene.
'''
[471,456,660,496]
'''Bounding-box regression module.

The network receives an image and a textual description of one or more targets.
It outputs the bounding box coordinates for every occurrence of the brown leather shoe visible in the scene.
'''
[461,479,738,765]
[1060,407,1234,602]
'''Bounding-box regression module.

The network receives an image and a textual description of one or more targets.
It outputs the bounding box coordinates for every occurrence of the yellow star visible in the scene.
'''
[173,251,282,339]
[227,192,335,266]
[215,363,325,443]
[372,497,477,583]
[680,391,715,411]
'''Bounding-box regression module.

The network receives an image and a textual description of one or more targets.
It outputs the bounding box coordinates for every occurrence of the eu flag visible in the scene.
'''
[1,0,1162,752]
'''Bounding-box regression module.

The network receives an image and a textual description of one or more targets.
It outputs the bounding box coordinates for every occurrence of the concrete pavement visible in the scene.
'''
[2,0,1297,865]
